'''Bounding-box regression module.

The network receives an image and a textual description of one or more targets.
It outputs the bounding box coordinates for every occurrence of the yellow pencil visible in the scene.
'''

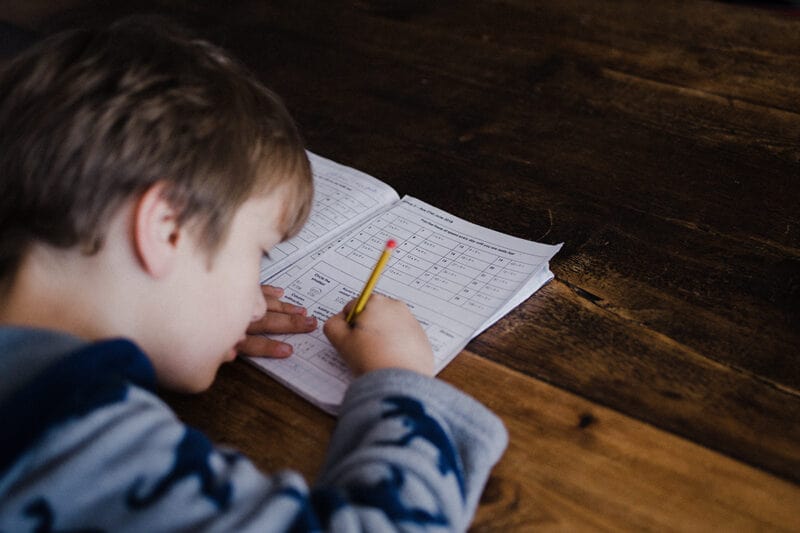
[346,239,397,324]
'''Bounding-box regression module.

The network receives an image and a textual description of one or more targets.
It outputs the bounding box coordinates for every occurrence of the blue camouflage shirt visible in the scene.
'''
[0,327,507,532]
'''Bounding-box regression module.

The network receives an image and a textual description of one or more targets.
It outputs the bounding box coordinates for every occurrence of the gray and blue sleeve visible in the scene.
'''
[0,338,507,532]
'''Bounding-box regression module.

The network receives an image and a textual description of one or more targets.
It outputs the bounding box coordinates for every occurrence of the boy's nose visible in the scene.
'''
[252,286,267,321]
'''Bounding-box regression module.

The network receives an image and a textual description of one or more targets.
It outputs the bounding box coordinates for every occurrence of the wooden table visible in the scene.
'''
[6,1,799,530]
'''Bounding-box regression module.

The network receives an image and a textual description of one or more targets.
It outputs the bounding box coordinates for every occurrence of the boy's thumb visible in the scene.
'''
[323,311,348,344]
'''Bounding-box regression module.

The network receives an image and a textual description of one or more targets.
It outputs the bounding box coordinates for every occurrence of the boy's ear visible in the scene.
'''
[133,182,181,278]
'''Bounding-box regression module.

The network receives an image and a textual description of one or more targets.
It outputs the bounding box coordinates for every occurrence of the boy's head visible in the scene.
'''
[0,19,313,390]
[0,18,312,287]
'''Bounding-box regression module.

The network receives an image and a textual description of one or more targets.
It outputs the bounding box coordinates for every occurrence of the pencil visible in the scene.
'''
[346,239,397,324]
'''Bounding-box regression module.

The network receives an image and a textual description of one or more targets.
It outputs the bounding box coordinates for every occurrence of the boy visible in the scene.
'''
[0,20,507,532]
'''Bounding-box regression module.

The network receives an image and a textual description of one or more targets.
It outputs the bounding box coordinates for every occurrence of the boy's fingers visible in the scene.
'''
[264,298,307,316]
[260,285,285,298]
[247,312,317,334]
[236,335,293,358]
[338,299,356,322]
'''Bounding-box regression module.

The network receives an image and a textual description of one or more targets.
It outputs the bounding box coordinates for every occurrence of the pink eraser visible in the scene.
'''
[386,239,397,249]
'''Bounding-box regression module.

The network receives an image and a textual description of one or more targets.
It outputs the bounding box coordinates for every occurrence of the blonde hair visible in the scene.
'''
[0,18,312,283]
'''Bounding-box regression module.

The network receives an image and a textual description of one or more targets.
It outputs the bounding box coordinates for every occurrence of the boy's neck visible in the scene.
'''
[0,205,149,343]
[0,244,140,341]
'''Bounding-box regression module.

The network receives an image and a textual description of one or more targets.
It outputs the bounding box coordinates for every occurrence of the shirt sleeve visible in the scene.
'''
[0,370,507,532]
[315,368,508,531]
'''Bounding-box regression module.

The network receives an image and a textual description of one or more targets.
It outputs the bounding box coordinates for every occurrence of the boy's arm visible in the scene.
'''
[1,360,503,532]
[308,295,507,530]
[241,294,506,530]
[315,368,507,531]
[2,294,506,531]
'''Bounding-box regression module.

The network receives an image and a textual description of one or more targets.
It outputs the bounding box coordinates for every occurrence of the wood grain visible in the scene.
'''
[448,352,800,532]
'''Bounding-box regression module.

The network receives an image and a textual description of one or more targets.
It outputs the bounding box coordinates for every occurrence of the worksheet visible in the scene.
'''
[259,152,399,279]
[249,185,561,413]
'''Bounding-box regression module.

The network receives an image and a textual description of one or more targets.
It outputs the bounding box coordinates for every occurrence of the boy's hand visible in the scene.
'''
[236,286,317,358]
[324,294,434,377]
